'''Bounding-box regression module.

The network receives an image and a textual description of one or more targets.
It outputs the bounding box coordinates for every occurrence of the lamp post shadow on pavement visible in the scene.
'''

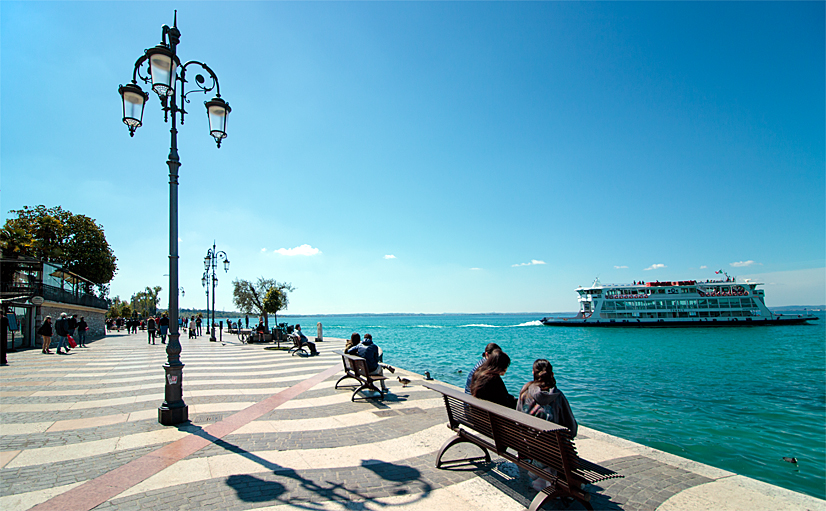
[118,11,231,426]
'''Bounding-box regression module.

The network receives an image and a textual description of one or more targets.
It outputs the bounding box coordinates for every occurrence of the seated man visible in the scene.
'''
[294,324,318,355]
[346,333,387,392]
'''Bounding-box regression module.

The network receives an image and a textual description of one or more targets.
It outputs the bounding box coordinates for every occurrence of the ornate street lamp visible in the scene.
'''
[118,11,231,426]
[204,241,229,341]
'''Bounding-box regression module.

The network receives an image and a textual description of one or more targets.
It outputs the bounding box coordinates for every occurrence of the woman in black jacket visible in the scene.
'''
[38,316,53,354]
[469,349,517,409]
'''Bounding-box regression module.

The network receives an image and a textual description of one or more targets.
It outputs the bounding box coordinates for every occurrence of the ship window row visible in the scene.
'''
[599,310,758,319]
[601,298,756,310]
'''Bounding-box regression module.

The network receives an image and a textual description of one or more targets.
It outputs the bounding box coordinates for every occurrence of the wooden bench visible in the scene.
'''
[287,334,309,356]
[333,351,388,401]
[423,382,621,511]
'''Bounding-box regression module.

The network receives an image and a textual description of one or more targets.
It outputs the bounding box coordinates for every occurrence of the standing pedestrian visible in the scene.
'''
[54,312,70,354]
[39,316,53,354]
[159,313,169,344]
[68,314,78,340]
[147,316,157,344]
[77,316,88,348]
[196,316,202,336]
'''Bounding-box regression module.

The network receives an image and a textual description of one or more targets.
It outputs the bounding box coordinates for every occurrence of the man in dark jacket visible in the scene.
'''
[54,313,70,354]
[346,335,387,391]
[68,314,78,339]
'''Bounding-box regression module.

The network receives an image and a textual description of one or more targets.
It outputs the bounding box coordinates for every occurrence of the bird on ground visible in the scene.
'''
[397,376,411,387]
[424,371,433,380]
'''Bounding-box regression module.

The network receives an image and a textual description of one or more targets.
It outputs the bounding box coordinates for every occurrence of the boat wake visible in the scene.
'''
[458,320,543,328]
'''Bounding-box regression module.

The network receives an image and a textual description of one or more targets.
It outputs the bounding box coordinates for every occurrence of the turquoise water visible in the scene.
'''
[223,312,826,499]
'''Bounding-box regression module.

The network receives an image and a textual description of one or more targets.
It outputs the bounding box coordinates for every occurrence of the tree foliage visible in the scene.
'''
[0,205,117,290]
[232,278,294,329]
[130,286,162,318]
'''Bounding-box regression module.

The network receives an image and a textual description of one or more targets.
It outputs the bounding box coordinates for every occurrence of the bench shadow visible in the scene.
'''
[434,447,624,511]
[182,424,432,508]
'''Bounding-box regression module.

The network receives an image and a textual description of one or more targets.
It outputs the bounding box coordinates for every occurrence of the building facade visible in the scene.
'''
[1,258,109,349]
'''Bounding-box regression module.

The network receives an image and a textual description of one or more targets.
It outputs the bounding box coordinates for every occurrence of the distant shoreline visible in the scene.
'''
[179,307,824,318]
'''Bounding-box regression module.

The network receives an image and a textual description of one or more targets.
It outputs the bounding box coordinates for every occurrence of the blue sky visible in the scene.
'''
[2,2,824,314]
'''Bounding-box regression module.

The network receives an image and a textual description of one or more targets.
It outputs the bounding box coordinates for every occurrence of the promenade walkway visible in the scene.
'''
[1,331,822,511]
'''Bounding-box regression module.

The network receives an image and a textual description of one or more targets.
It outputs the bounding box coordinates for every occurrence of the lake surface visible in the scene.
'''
[225,312,826,499]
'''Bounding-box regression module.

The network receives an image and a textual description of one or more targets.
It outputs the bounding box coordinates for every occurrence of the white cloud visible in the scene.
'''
[470,267,482,271]
[614,265,628,269]
[644,263,666,271]
[730,260,761,268]
[700,265,707,269]
[274,244,321,256]
[261,248,267,253]
[384,255,396,260]
[512,260,546,267]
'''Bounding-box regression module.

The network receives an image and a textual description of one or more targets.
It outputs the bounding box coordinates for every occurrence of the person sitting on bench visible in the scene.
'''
[517,359,578,491]
[516,359,577,437]
[469,349,516,408]
[255,321,267,343]
[465,342,502,394]
[294,324,318,355]
[346,333,386,391]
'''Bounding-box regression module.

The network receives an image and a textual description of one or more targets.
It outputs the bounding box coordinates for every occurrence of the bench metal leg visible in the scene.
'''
[434,434,491,468]
[529,482,592,511]
[351,383,384,402]
[335,374,360,389]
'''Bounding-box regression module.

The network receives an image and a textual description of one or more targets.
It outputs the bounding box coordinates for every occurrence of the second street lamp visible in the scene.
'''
[118,12,231,426]
[204,241,229,342]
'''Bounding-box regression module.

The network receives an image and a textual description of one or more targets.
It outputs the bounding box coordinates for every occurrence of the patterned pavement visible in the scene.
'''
[1,331,822,511]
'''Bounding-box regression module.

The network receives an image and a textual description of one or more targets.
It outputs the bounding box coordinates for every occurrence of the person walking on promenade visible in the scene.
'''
[465,342,502,394]
[346,333,387,391]
[470,350,517,409]
[54,312,70,354]
[159,313,169,344]
[38,316,53,354]
[77,316,88,348]
[196,316,202,337]
[294,324,318,355]
[245,315,249,329]
[147,317,157,344]
[68,314,78,339]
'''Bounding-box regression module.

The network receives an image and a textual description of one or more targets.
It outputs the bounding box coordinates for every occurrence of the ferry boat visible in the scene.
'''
[541,276,819,327]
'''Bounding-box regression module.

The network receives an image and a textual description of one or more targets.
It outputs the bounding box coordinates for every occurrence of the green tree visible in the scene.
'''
[0,205,117,293]
[232,278,294,329]
[131,286,162,317]
[107,296,125,319]
[120,304,132,318]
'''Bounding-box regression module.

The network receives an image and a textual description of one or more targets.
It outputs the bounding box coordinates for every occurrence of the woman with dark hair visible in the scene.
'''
[465,342,502,394]
[345,332,361,352]
[469,350,517,409]
[39,316,53,354]
[517,359,577,437]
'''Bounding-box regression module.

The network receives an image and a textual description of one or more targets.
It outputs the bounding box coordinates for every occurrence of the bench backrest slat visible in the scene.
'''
[338,352,371,379]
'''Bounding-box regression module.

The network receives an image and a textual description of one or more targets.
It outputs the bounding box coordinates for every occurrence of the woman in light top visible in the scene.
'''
[516,359,577,437]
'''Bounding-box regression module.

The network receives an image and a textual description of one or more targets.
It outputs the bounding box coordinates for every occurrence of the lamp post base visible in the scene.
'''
[159,362,188,426]
[158,404,188,425]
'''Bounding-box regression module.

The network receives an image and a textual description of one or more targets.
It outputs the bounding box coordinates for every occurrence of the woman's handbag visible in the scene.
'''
[67,336,78,348]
